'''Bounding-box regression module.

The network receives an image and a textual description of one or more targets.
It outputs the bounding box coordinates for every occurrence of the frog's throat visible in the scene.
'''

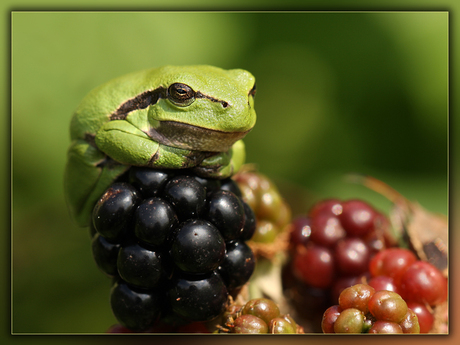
[146,121,250,152]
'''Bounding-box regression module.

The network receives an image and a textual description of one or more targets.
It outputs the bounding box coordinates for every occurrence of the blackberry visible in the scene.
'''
[168,271,229,322]
[170,219,226,274]
[219,178,243,197]
[207,190,245,241]
[91,233,120,277]
[117,242,165,288]
[92,183,140,242]
[110,280,164,332]
[163,175,207,221]
[128,167,169,198]
[218,240,255,290]
[134,197,179,248]
[241,202,257,241]
[90,167,256,331]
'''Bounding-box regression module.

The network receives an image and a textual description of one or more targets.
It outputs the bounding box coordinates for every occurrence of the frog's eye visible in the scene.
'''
[249,83,256,98]
[167,83,196,107]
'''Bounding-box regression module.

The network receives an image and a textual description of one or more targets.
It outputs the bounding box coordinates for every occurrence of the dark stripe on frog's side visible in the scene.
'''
[109,87,230,120]
[110,87,166,120]
[195,91,229,108]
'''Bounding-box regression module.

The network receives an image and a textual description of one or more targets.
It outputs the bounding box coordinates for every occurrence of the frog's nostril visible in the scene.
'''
[222,101,229,108]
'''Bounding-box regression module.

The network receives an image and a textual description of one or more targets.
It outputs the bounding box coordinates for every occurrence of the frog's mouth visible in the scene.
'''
[146,121,251,152]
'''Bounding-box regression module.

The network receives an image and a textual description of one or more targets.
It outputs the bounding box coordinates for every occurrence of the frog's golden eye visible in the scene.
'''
[168,83,196,107]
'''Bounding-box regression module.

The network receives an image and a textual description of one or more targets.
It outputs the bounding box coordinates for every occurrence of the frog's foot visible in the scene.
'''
[192,140,246,179]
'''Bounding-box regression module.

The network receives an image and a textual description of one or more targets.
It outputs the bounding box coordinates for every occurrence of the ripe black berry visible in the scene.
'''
[92,183,140,242]
[128,167,169,198]
[207,190,245,241]
[134,197,179,248]
[220,178,243,198]
[218,240,255,290]
[170,219,226,274]
[241,202,257,241]
[193,175,222,196]
[117,242,164,288]
[163,175,206,220]
[91,233,120,277]
[168,272,228,322]
[110,280,163,332]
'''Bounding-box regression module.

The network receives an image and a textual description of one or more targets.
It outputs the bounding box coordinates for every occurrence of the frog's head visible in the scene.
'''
[142,65,257,152]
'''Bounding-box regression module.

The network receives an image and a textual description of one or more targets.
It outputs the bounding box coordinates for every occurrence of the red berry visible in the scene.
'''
[339,199,376,237]
[310,214,346,247]
[399,261,447,306]
[367,276,401,295]
[290,216,312,247]
[406,302,434,333]
[362,229,385,255]
[369,248,417,283]
[293,244,335,288]
[321,305,342,333]
[309,199,342,218]
[335,238,370,276]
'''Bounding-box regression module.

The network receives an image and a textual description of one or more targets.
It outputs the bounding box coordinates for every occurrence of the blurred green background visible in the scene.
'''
[10,7,449,338]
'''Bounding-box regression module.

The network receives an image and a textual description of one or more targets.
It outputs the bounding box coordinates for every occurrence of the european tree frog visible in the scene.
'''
[64,65,257,226]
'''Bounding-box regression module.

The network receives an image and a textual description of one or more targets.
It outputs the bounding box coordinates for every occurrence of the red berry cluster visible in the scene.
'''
[368,247,447,333]
[322,284,420,333]
[290,199,393,291]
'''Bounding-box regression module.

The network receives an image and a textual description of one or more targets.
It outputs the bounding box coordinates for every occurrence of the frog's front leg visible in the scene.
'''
[95,120,160,167]
[95,120,209,169]
[193,140,246,178]
[64,139,130,226]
